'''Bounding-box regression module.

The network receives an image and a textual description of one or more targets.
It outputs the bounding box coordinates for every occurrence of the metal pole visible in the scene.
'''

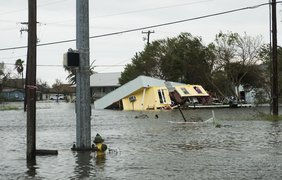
[178,105,187,122]
[26,0,37,161]
[76,0,91,149]
[269,0,273,114]
[271,0,278,116]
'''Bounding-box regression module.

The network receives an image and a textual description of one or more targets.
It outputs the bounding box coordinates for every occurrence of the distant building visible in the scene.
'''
[43,84,76,101]
[0,89,24,101]
[0,79,25,102]
[90,72,121,100]
[94,75,209,110]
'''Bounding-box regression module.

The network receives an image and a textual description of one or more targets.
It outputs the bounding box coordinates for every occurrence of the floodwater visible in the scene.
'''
[0,102,282,180]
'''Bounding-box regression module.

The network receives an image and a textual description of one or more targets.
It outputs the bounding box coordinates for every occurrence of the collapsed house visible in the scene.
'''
[94,75,209,110]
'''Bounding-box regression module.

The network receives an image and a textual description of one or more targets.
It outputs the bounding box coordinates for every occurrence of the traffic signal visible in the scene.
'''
[63,50,79,67]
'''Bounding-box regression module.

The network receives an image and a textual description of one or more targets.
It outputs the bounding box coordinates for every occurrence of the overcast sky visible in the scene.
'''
[0,0,281,86]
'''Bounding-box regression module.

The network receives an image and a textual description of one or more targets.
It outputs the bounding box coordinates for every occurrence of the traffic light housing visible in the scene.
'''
[63,50,79,67]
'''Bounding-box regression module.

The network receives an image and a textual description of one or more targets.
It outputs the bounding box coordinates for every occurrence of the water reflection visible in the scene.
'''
[95,153,106,169]
[269,121,282,148]
[26,159,37,177]
[71,151,105,179]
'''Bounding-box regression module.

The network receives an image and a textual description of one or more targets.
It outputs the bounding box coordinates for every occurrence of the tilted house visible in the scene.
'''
[94,75,209,110]
[122,85,172,110]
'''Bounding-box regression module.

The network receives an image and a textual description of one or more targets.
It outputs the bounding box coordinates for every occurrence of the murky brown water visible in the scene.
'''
[0,102,282,179]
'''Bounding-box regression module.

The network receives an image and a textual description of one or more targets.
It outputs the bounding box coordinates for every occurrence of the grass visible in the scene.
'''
[254,111,282,121]
[0,105,20,111]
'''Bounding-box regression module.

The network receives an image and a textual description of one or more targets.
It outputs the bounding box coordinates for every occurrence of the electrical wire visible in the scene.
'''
[45,0,215,26]
[92,0,215,19]
[0,2,279,52]
[0,0,71,16]
[3,62,126,67]
[0,54,26,60]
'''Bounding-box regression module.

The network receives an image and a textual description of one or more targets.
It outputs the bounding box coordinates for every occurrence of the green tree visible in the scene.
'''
[259,44,282,103]
[161,33,209,84]
[119,33,214,87]
[119,31,265,102]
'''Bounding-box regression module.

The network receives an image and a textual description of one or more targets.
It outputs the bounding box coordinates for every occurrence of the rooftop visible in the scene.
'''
[90,72,121,87]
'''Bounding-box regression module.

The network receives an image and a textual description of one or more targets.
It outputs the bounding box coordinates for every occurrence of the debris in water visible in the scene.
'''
[135,114,149,119]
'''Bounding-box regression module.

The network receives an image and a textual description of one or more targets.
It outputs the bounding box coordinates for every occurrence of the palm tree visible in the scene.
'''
[14,59,24,87]
[14,59,25,110]
[64,60,96,85]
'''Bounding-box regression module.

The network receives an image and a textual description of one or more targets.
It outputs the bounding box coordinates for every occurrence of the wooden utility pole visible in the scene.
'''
[142,30,155,46]
[75,0,91,149]
[271,0,278,116]
[26,0,37,161]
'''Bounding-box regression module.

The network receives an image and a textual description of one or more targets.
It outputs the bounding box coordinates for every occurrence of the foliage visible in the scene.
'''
[37,79,50,93]
[213,31,263,99]
[119,33,214,86]
[64,61,96,85]
[64,66,77,85]
[254,111,282,121]
[52,79,63,93]
[14,59,24,76]
[14,59,25,90]
[259,44,282,103]
[0,62,11,93]
[118,30,282,105]
[0,105,20,111]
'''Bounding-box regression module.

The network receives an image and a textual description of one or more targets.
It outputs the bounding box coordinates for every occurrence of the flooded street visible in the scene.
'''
[0,102,282,179]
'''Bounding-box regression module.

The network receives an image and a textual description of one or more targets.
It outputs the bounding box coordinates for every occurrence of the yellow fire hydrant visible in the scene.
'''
[93,133,107,157]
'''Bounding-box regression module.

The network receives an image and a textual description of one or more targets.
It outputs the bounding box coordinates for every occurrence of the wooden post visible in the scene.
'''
[26,0,37,161]
[271,0,278,116]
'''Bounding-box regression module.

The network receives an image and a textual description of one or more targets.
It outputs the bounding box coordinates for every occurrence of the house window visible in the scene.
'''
[158,89,166,104]
[194,86,202,94]
[181,87,189,94]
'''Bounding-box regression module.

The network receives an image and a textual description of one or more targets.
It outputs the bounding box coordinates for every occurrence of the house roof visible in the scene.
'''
[90,72,121,87]
[94,75,183,109]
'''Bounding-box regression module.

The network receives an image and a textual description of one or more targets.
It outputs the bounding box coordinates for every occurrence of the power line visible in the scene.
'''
[0,54,26,60]
[44,0,215,26]
[0,2,279,52]
[0,0,71,16]
[92,0,215,19]
[3,62,126,67]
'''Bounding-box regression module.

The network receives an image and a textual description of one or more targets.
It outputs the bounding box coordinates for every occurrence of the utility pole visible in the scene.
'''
[26,0,37,161]
[20,22,29,112]
[142,30,155,46]
[75,0,91,149]
[19,22,40,112]
[271,0,278,116]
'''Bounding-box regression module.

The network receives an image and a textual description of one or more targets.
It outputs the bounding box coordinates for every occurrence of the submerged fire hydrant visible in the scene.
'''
[93,133,107,156]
